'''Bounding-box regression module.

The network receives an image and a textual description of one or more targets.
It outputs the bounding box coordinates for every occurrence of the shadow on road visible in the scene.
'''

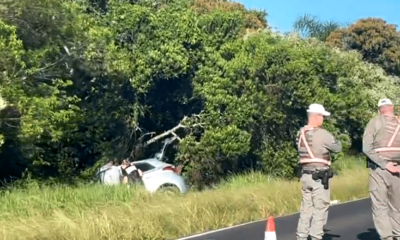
[357,228,379,240]
[322,233,341,240]
[321,229,340,240]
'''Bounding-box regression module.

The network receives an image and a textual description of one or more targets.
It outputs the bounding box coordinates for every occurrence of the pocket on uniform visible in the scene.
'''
[368,170,381,192]
[314,190,330,210]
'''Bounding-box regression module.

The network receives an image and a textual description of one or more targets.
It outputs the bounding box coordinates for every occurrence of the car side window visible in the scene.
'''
[133,162,155,172]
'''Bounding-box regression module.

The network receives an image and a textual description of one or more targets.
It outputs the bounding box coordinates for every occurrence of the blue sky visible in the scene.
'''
[237,0,400,33]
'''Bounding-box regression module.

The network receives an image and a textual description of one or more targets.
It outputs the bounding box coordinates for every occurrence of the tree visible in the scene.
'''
[178,31,399,186]
[0,0,269,184]
[0,0,399,189]
[293,13,344,41]
[326,17,400,76]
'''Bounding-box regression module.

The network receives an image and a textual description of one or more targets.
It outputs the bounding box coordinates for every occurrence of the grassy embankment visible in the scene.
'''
[0,156,368,240]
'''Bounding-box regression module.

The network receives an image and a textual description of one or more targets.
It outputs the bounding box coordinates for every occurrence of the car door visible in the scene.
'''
[132,162,158,189]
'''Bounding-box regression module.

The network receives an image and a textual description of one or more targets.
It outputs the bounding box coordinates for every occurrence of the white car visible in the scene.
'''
[97,138,187,194]
[132,158,187,194]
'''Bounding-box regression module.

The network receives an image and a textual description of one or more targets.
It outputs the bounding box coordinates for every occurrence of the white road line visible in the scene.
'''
[175,197,369,240]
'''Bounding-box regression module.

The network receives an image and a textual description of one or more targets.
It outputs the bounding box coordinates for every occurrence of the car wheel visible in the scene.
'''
[157,184,181,195]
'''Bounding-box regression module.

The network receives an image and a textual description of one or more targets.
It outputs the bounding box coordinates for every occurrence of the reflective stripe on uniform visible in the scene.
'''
[300,158,331,165]
[375,147,400,152]
[298,126,331,166]
[375,117,400,153]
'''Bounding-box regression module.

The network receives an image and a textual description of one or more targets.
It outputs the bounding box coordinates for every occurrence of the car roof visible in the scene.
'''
[132,158,173,168]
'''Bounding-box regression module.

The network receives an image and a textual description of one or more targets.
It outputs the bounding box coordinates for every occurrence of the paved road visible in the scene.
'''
[178,198,380,240]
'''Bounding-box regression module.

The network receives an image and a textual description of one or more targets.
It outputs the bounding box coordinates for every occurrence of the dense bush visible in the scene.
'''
[179,32,399,184]
[0,0,398,188]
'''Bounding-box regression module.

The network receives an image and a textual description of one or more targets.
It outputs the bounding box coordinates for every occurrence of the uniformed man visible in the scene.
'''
[363,98,400,240]
[296,103,342,240]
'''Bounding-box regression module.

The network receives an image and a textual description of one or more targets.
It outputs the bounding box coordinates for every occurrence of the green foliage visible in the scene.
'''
[0,0,398,189]
[293,14,344,41]
[326,17,400,76]
[189,31,397,179]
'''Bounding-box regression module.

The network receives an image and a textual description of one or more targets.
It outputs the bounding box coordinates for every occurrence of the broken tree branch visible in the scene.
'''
[171,131,181,141]
[129,131,156,157]
[138,131,156,141]
[129,114,204,159]
[143,114,204,146]
[144,116,189,146]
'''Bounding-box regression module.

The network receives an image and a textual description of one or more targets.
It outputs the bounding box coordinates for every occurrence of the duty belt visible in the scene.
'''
[302,169,315,174]
[302,167,329,174]
[367,158,400,170]
[301,167,333,189]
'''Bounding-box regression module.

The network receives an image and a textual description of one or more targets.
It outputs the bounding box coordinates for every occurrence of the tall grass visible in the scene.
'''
[0,156,368,240]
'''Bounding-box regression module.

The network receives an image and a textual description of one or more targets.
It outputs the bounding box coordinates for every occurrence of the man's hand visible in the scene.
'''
[385,162,400,173]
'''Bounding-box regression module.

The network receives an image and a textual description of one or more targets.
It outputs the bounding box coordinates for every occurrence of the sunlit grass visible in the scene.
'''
[0,156,368,240]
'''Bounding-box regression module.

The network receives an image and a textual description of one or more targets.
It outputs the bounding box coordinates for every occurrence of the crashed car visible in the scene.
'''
[97,138,187,194]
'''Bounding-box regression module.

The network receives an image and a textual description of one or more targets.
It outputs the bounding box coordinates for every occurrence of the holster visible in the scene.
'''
[296,165,302,179]
[312,168,333,189]
[366,157,379,170]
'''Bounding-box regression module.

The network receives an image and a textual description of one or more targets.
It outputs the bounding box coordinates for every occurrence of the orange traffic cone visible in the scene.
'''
[264,217,277,240]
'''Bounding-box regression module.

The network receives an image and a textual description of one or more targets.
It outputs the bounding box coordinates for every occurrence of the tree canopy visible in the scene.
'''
[0,0,399,188]
[326,17,400,77]
[293,13,344,41]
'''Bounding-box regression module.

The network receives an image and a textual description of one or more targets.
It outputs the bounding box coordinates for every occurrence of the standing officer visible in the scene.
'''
[363,98,400,240]
[296,103,342,240]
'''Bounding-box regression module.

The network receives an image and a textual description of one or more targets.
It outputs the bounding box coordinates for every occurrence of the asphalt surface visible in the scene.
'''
[177,198,380,240]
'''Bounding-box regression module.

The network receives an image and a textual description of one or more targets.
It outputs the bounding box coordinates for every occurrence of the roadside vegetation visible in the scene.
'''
[1,156,367,240]
[0,0,399,239]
